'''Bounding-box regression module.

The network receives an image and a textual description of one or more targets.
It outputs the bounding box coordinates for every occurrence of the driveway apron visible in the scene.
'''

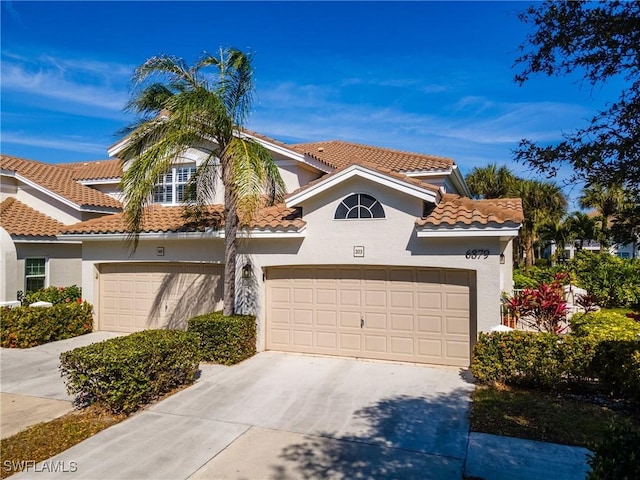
[12,352,473,480]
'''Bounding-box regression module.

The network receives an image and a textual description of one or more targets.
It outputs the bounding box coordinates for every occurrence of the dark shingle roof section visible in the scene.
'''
[290,140,454,172]
[0,198,65,237]
[62,203,305,235]
[417,194,523,228]
[0,155,122,210]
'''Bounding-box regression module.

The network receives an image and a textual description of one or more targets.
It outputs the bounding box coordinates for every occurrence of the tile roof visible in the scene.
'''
[287,161,442,202]
[60,159,122,181]
[290,140,455,172]
[0,198,65,238]
[62,203,305,235]
[416,194,523,228]
[0,155,122,210]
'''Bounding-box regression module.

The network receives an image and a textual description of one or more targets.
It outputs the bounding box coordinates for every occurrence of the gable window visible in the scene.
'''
[153,165,197,204]
[334,193,385,219]
[25,257,46,293]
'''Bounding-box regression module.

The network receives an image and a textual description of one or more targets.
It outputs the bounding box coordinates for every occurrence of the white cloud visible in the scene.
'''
[1,53,131,115]
[1,131,107,155]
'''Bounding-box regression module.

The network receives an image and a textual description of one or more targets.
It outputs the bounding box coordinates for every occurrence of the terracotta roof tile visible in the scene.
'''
[287,161,442,201]
[60,159,122,181]
[0,198,65,237]
[62,203,305,235]
[417,194,523,228]
[1,155,122,210]
[290,140,454,172]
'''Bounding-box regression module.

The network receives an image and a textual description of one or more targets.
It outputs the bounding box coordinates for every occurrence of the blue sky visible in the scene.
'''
[1,1,621,207]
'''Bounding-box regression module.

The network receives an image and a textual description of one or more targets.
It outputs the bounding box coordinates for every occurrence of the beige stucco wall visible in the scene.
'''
[0,227,18,301]
[80,176,512,354]
[15,187,83,225]
[13,243,82,295]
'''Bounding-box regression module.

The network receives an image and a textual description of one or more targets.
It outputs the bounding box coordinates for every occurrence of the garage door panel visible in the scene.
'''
[99,263,223,333]
[390,314,413,332]
[270,329,290,346]
[316,331,337,348]
[317,310,337,327]
[418,315,443,334]
[292,309,313,325]
[391,336,414,354]
[340,289,361,306]
[340,333,361,351]
[266,266,472,367]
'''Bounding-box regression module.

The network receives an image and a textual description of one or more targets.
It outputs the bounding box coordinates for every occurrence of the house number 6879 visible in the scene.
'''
[465,249,489,259]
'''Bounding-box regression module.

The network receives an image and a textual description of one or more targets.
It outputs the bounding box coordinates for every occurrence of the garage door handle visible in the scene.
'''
[361,318,364,328]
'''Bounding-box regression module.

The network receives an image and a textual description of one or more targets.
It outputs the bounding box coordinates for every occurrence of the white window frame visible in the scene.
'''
[334,193,386,220]
[24,256,48,293]
[153,164,197,205]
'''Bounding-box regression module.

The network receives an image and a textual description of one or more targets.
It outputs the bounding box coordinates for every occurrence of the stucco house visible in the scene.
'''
[0,133,523,367]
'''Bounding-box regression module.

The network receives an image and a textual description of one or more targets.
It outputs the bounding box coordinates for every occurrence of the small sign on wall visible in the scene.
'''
[156,247,165,256]
[353,246,365,258]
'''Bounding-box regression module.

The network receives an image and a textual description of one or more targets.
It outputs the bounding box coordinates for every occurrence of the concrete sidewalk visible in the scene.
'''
[1,337,592,479]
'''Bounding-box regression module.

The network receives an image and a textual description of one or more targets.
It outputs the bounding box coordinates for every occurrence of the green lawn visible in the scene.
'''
[470,384,640,448]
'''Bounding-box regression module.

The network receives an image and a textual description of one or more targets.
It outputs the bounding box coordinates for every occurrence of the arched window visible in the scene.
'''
[334,193,385,219]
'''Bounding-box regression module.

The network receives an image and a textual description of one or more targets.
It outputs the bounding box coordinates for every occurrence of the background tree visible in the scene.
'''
[466,163,517,199]
[514,179,567,267]
[565,212,600,251]
[118,48,286,316]
[579,183,625,249]
[513,1,640,192]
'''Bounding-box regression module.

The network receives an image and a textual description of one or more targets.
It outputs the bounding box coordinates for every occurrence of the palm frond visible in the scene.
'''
[125,83,174,116]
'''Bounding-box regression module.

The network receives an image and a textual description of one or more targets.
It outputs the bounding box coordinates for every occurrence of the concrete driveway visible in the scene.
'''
[10,350,474,479]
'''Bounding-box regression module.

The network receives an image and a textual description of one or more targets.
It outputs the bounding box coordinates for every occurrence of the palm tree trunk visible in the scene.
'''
[223,164,238,316]
[525,235,535,268]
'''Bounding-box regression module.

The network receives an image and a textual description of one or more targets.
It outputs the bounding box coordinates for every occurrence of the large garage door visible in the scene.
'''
[99,263,223,332]
[266,266,473,366]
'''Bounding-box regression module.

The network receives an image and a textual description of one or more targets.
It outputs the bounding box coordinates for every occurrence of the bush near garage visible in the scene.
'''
[570,311,640,341]
[0,301,93,348]
[187,311,256,365]
[471,331,597,388]
[587,420,640,480]
[472,331,639,402]
[21,285,82,306]
[60,330,200,414]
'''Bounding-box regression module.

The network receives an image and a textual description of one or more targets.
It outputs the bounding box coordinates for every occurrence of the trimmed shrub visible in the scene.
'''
[60,330,200,414]
[588,421,640,480]
[471,331,597,388]
[472,331,639,402]
[1,302,93,348]
[591,341,640,402]
[22,285,82,306]
[188,311,256,365]
[571,311,640,341]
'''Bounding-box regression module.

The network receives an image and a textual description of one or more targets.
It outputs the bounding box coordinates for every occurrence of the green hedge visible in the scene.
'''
[22,285,82,306]
[588,421,640,480]
[187,311,256,365]
[1,302,93,348]
[571,311,640,341]
[60,330,200,414]
[472,331,597,388]
[472,331,640,402]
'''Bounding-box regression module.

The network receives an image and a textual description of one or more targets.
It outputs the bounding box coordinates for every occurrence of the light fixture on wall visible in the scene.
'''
[500,253,506,264]
[242,262,252,279]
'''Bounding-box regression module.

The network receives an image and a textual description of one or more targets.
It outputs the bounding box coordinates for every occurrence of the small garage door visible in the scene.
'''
[266,266,473,366]
[99,263,223,332]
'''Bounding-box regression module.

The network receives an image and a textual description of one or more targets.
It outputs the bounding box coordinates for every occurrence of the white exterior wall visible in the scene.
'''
[15,187,83,225]
[0,227,18,301]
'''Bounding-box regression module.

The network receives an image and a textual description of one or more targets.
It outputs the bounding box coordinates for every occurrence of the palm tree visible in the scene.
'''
[579,183,624,249]
[514,179,567,267]
[565,211,600,250]
[117,48,286,316]
[538,219,571,262]
[465,163,517,199]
